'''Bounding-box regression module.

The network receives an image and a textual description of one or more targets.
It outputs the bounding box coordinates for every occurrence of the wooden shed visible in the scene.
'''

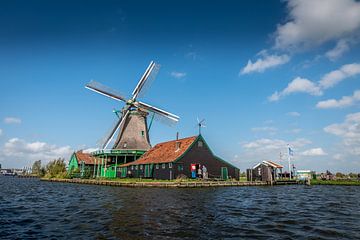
[119,135,240,180]
[247,160,283,182]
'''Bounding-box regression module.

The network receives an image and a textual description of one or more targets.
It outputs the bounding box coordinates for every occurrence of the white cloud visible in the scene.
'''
[170,71,187,79]
[287,111,301,117]
[324,112,360,155]
[4,117,21,124]
[251,126,277,132]
[0,129,2,136]
[301,148,327,156]
[1,138,73,168]
[316,90,360,109]
[319,63,360,89]
[269,63,360,101]
[242,138,311,151]
[82,148,99,153]
[241,54,290,74]
[275,0,360,50]
[268,77,322,101]
[325,39,350,61]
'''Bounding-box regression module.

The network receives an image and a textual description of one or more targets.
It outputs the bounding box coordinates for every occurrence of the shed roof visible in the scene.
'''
[121,136,198,167]
[253,160,283,169]
[75,151,96,165]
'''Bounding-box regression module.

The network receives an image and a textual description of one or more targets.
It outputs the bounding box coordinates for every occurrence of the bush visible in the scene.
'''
[45,158,67,178]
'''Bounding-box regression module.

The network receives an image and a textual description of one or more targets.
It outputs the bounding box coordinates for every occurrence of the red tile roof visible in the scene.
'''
[121,136,198,167]
[75,151,96,165]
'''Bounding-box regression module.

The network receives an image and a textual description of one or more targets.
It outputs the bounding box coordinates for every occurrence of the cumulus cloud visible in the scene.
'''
[243,0,360,74]
[324,112,360,155]
[4,117,21,124]
[268,77,322,101]
[1,138,73,168]
[240,54,290,74]
[171,71,187,79]
[300,148,327,156]
[269,63,360,101]
[316,90,360,109]
[325,39,350,61]
[242,138,311,152]
[319,63,360,89]
[274,0,360,50]
[287,111,301,117]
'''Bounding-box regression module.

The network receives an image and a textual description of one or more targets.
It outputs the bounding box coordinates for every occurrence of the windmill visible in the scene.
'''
[196,118,206,135]
[85,61,180,150]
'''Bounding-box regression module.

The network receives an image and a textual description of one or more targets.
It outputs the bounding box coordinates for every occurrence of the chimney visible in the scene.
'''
[176,132,179,140]
[175,141,181,151]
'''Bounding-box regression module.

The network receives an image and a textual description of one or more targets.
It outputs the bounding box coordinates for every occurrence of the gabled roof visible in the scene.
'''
[121,136,198,167]
[264,160,283,168]
[75,151,96,165]
[252,160,283,169]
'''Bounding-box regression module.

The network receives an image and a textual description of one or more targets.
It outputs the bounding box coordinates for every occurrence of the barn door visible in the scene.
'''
[221,167,228,180]
[145,165,150,177]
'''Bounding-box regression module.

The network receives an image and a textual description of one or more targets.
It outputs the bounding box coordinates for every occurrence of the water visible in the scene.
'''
[1,177,360,239]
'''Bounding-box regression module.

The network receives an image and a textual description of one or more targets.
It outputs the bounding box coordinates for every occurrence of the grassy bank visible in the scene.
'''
[311,179,360,186]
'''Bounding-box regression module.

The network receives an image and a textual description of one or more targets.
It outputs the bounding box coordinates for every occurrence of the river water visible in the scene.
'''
[0,176,359,239]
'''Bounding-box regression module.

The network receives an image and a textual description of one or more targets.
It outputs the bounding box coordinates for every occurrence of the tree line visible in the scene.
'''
[32,158,67,178]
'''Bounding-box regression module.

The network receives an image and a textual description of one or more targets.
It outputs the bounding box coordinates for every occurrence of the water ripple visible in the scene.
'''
[1,177,360,239]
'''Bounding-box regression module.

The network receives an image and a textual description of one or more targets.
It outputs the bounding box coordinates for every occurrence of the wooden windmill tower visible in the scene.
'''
[85,61,180,151]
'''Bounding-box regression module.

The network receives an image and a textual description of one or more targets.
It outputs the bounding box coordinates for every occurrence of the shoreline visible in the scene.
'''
[40,178,273,188]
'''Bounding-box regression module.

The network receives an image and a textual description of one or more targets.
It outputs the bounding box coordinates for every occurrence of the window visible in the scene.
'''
[141,130,145,137]
[169,163,173,168]
[140,165,143,170]
[156,164,159,169]
[123,142,127,148]
[135,165,138,170]
[162,163,166,169]
[198,141,203,147]
[131,166,134,170]
[178,164,183,171]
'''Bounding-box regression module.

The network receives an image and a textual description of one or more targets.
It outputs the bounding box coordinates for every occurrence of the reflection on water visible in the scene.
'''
[1,176,360,239]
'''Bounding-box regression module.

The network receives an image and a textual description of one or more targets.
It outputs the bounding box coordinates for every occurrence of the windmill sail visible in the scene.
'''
[86,80,127,102]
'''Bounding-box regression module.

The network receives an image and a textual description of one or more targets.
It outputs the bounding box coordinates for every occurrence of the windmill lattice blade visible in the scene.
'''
[86,80,127,102]
[102,110,130,149]
[137,63,160,98]
[132,61,157,100]
[137,101,180,123]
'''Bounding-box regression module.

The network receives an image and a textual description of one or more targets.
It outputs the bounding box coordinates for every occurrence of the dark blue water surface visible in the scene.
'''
[1,176,360,239]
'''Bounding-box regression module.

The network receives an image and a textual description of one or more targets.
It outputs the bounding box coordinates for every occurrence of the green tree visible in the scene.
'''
[32,160,44,176]
[45,158,67,178]
[335,172,344,178]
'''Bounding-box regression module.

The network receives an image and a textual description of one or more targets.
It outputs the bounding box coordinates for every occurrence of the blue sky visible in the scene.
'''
[1,0,360,172]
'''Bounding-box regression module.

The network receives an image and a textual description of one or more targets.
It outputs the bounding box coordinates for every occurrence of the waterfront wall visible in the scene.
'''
[41,178,269,188]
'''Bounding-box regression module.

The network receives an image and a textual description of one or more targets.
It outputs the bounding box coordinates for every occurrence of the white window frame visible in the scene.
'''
[140,165,143,170]
[162,163,166,169]
[156,164,159,169]
[169,163,173,168]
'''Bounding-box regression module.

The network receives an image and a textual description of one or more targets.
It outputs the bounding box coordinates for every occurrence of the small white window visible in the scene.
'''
[162,163,166,169]
[123,142,127,148]
[131,166,134,170]
[140,165,143,170]
[156,164,159,169]
[169,163,173,168]
[135,165,138,170]
[198,141,203,147]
